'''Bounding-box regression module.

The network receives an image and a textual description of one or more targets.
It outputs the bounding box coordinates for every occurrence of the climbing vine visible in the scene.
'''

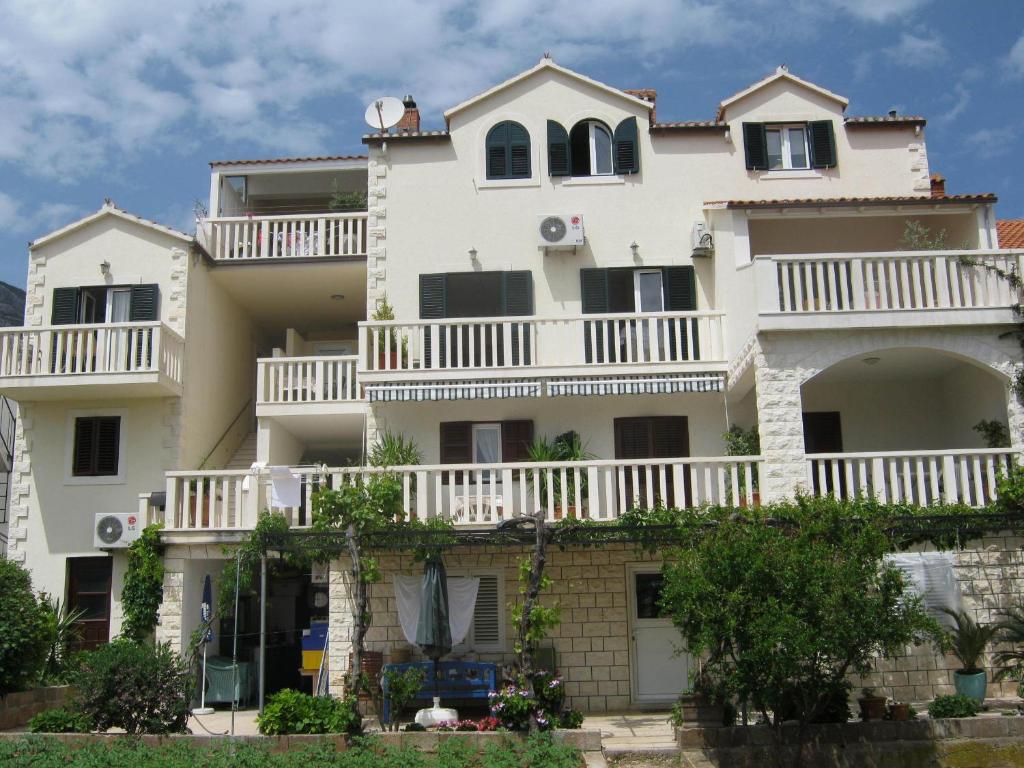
[120,524,165,642]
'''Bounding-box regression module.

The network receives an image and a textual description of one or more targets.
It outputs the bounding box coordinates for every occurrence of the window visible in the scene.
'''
[51,285,160,325]
[743,120,836,171]
[547,117,640,176]
[885,552,961,625]
[765,125,809,170]
[441,420,534,465]
[485,121,531,180]
[453,569,505,652]
[569,120,614,176]
[72,416,121,477]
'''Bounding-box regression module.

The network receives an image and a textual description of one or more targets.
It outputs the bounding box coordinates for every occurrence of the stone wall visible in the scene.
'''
[0,686,72,730]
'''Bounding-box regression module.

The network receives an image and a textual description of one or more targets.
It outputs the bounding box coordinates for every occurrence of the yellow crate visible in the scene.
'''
[302,650,324,670]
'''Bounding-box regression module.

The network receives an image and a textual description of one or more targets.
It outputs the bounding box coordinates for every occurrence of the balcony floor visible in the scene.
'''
[0,372,182,401]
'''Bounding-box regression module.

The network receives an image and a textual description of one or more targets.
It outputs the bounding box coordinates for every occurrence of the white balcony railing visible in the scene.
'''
[360,311,725,373]
[160,455,761,532]
[756,250,1022,314]
[257,355,360,405]
[200,212,367,261]
[0,323,184,384]
[806,448,1016,507]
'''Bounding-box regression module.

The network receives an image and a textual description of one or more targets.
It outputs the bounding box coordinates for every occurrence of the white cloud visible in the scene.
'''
[884,31,947,69]
[1008,32,1024,79]
[0,193,19,230]
[820,0,931,22]
[0,193,85,236]
[964,127,1018,160]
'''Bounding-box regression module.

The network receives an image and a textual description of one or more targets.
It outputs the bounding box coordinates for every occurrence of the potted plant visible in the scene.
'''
[857,687,887,721]
[723,424,760,507]
[371,296,407,370]
[888,700,913,721]
[528,431,593,519]
[188,478,221,528]
[939,608,998,704]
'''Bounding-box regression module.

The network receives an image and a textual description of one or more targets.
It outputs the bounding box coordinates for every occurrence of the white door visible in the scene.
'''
[632,270,664,361]
[629,568,693,703]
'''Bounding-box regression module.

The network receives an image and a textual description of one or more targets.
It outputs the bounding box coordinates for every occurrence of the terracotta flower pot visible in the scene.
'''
[858,695,887,721]
[889,702,911,721]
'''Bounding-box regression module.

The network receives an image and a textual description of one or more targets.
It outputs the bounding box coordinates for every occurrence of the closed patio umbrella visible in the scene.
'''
[192,574,215,716]
[415,556,452,702]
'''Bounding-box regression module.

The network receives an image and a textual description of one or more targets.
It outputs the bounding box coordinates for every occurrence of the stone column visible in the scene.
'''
[155,555,185,653]
[753,350,807,502]
[328,558,355,697]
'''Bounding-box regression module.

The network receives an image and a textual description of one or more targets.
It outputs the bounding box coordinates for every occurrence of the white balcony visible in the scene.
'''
[806,448,1016,507]
[359,311,726,381]
[158,455,761,534]
[198,212,367,261]
[0,323,184,400]
[256,355,365,442]
[755,250,1022,331]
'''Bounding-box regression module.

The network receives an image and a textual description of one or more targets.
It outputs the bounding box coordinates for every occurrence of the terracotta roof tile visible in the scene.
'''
[705,194,997,209]
[651,121,727,132]
[845,115,926,127]
[362,130,450,144]
[997,220,1024,248]
[209,155,367,167]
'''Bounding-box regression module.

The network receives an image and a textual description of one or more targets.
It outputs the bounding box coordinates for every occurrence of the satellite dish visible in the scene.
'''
[364,96,405,132]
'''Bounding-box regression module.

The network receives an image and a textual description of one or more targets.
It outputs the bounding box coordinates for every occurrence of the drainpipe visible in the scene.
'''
[259,555,267,714]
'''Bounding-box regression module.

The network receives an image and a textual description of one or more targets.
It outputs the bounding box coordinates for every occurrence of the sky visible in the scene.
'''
[0,0,1022,289]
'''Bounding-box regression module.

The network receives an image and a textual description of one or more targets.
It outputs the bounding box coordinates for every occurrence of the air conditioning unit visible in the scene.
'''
[691,221,714,257]
[94,512,141,549]
[538,214,584,249]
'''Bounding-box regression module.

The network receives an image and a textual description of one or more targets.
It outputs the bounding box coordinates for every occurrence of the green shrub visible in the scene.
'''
[28,706,91,733]
[257,688,362,735]
[0,559,50,695]
[559,709,584,729]
[71,639,192,734]
[381,666,426,730]
[120,524,164,642]
[928,694,981,719]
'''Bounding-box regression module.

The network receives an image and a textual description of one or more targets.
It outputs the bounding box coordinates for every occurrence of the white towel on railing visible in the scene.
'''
[269,465,301,508]
[394,574,480,647]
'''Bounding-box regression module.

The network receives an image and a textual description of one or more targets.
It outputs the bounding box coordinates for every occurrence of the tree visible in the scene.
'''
[0,559,50,695]
[659,497,937,768]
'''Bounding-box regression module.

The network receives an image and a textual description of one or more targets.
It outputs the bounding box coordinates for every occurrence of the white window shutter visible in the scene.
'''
[886,552,962,625]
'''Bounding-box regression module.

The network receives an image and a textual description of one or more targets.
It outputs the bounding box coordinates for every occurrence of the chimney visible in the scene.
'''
[624,88,657,124]
[396,94,420,133]
[930,172,946,198]
[888,109,898,118]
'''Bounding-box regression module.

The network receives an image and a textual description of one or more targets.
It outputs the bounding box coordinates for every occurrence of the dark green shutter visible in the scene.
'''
[129,284,159,321]
[580,269,609,363]
[420,274,447,368]
[547,120,571,177]
[95,417,120,476]
[663,266,699,359]
[662,266,697,311]
[613,117,640,174]
[501,420,534,462]
[72,418,96,476]
[485,122,508,179]
[503,271,533,365]
[742,122,768,170]
[440,421,471,484]
[808,120,837,168]
[51,288,79,325]
[508,122,530,178]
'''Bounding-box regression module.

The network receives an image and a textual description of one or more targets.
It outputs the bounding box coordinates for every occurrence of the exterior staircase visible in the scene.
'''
[225,432,257,470]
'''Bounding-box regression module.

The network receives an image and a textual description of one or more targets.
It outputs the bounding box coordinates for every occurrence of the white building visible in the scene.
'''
[5,60,1024,708]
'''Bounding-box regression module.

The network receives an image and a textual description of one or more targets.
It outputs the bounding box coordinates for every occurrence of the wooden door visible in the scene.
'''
[67,557,112,652]
[614,417,689,510]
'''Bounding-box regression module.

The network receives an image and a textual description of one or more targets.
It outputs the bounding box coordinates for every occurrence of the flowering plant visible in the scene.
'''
[488,682,538,731]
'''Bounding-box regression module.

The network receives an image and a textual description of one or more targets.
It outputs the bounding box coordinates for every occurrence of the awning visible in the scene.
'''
[547,373,724,397]
[366,380,543,402]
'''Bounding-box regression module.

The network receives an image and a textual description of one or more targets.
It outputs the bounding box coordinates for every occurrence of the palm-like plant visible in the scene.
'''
[369,430,422,468]
[40,594,86,682]
[939,608,998,674]
[992,605,1024,682]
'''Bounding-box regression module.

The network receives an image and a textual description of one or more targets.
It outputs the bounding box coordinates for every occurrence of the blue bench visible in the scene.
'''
[380,660,498,724]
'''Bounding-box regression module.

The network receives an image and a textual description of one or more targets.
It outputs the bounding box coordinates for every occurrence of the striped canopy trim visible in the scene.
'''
[366,380,543,402]
[547,373,724,397]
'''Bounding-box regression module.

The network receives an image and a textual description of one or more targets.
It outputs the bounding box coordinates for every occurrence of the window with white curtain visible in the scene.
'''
[472,424,502,464]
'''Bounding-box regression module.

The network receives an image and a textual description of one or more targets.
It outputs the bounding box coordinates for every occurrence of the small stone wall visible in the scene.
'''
[0,686,72,730]
[678,717,1024,768]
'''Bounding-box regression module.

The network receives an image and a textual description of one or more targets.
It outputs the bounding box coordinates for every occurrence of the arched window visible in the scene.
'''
[485,121,531,179]
[569,120,614,176]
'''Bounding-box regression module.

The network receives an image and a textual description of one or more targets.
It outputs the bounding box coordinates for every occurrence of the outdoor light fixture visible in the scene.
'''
[863,356,881,366]
[330,293,345,301]
[468,247,478,262]
[630,241,639,257]
[100,261,111,275]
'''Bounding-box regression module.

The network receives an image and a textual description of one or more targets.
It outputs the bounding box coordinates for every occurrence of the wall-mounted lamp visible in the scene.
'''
[630,241,639,258]
[468,247,479,262]
[723,127,731,143]
[100,261,111,276]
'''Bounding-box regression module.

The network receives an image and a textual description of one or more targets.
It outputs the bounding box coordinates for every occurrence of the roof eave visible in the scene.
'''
[30,203,194,251]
